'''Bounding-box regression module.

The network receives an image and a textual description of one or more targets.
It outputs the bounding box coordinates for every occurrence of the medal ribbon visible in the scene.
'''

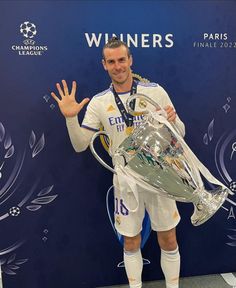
[112,80,137,129]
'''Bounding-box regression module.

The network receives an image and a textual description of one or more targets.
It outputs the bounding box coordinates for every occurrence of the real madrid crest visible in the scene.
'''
[139,99,147,109]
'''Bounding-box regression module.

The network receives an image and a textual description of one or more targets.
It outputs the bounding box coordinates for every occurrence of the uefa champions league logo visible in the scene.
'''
[11,21,48,56]
[19,21,37,46]
[20,21,37,39]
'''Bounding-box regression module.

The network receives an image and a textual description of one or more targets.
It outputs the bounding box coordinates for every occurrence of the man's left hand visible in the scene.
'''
[164,105,176,123]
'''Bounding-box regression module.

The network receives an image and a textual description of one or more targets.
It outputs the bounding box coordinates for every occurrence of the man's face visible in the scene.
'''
[102,46,133,85]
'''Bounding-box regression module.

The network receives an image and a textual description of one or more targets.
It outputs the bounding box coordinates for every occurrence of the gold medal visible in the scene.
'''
[126,126,134,135]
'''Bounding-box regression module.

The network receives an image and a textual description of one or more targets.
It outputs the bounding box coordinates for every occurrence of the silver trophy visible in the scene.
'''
[90,93,230,226]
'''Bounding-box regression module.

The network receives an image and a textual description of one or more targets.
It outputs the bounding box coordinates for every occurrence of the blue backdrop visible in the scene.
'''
[0,1,235,287]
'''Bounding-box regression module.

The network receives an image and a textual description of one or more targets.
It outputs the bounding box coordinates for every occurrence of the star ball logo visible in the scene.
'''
[11,21,48,56]
[20,21,37,39]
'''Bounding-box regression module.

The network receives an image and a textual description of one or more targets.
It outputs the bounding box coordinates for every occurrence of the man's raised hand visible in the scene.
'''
[51,80,90,118]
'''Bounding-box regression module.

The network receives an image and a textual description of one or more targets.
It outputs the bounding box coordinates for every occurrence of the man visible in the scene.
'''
[51,37,185,288]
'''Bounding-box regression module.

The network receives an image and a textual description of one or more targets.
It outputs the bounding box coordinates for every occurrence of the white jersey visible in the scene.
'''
[82,81,185,154]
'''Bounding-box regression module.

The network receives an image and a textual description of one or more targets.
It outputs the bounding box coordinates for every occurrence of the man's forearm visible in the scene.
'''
[66,116,95,152]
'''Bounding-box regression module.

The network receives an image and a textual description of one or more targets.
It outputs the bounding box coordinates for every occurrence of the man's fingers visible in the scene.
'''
[165,106,175,114]
[51,92,60,103]
[168,115,176,122]
[71,81,77,97]
[56,82,65,98]
[62,79,69,96]
[164,105,172,112]
[168,110,175,116]
[167,110,176,122]
[79,98,90,109]
[163,105,176,122]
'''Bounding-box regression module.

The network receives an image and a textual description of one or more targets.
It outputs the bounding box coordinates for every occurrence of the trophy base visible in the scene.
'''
[191,187,228,226]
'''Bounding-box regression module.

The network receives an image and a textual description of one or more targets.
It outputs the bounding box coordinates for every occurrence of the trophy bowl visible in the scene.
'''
[90,93,230,226]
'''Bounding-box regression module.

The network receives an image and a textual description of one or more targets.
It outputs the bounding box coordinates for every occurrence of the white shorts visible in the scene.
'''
[113,176,180,237]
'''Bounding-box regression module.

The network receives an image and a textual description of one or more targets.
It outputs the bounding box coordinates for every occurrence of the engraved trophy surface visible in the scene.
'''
[90,94,230,226]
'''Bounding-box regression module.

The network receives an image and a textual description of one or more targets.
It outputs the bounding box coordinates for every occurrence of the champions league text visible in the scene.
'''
[12,45,48,55]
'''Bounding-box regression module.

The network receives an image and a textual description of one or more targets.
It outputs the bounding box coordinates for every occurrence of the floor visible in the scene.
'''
[98,273,236,288]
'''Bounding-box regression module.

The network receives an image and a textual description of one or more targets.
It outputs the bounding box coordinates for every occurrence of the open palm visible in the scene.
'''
[51,80,90,118]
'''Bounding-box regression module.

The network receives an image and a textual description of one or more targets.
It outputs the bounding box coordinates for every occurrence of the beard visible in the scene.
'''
[111,71,131,85]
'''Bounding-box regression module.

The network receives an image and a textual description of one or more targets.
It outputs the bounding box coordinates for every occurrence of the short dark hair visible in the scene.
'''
[102,36,131,60]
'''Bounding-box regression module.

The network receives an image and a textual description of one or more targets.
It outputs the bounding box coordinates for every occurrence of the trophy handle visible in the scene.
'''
[126,93,183,136]
[89,131,116,174]
[126,93,165,116]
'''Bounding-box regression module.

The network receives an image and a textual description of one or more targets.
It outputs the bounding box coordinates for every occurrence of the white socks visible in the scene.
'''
[161,247,180,288]
[123,247,180,288]
[124,249,143,288]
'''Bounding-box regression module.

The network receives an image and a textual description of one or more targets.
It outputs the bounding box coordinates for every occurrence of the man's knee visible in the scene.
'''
[157,228,178,251]
[124,234,141,252]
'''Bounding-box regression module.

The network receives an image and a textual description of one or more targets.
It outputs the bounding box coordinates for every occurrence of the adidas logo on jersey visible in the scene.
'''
[107,105,116,112]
